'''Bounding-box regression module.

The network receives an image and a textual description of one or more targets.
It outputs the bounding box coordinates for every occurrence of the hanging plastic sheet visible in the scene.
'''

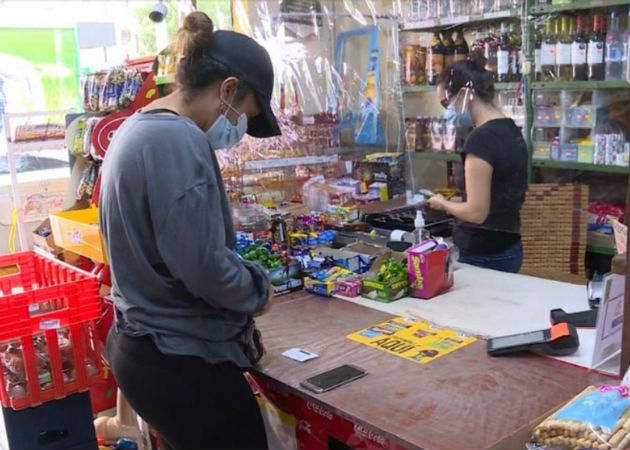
[214,0,404,203]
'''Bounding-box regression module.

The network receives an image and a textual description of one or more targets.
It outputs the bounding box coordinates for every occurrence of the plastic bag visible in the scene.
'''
[530,385,630,450]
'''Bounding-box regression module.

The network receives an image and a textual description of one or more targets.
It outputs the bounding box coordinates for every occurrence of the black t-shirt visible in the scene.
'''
[454,118,528,256]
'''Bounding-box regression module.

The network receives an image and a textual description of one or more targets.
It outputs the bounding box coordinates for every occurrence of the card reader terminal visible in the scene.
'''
[487,322,580,357]
[550,308,597,328]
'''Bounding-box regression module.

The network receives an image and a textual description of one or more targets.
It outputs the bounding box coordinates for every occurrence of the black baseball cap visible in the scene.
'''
[207,30,281,138]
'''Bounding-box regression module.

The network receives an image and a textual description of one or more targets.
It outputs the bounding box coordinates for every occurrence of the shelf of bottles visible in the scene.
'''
[532,6,630,171]
[401,14,524,90]
[531,0,630,15]
[534,9,629,85]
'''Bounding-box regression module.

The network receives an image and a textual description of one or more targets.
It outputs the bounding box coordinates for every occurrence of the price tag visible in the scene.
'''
[403,20,436,30]
[440,16,468,25]
[484,10,511,19]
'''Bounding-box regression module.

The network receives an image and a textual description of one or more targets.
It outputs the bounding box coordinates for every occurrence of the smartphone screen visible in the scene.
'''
[303,365,366,392]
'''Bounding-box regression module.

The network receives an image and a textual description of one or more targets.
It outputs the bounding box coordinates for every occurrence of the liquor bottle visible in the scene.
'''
[624,7,630,80]
[453,29,469,62]
[534,25,542,82]
[605,8,624,80]
[442,31,455,69]
[541,17,557,81]
[484,27,498,80]
[497,23,511,82]
[509,23,521,82]
[427,32,445,85]
[588,13,605,80]
[556,15,573,81]
[572,15,589,81]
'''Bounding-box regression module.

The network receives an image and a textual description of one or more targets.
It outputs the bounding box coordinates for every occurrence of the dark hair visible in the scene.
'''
[175,12,250,102]
[437,52,495,104]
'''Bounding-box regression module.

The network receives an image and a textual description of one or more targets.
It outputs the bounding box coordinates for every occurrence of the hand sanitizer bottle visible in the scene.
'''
[414,210,429,244]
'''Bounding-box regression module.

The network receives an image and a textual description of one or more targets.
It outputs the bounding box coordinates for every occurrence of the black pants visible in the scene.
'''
[106,328,268,450]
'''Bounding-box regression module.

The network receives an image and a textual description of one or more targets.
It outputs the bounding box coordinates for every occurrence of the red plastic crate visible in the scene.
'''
[0,251,102,410]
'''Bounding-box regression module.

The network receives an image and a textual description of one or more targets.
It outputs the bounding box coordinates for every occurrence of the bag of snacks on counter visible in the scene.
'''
[530,385,630,450]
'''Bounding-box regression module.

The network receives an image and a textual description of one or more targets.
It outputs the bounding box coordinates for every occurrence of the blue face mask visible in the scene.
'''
[206,100,248,150]
[444,103,473,128]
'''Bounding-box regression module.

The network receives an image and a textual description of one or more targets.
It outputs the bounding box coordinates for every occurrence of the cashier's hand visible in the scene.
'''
[255,284,274,317]
[428,194,447,212]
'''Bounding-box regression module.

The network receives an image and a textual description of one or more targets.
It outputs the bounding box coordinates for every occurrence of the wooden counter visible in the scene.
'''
[255,291,608,450]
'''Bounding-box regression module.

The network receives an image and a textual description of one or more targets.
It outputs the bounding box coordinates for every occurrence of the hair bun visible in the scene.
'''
[176,11,214,59]
[468,52,488,71]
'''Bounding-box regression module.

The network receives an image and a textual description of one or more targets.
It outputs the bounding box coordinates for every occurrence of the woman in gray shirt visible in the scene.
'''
[100,12,279,450]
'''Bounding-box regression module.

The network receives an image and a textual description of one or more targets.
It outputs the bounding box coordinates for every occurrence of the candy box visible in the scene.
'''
[361,253,409,303]
[368,182,389,202]
[352,155,405,200]
[407,240,454,299]
[315,247,375,274]
[335,275,363,297]
[561,144,578,162]
[326,205,359,223]
[304,267,353,297]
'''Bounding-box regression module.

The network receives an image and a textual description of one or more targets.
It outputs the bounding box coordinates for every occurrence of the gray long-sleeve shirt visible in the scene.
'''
[99,111,270,368]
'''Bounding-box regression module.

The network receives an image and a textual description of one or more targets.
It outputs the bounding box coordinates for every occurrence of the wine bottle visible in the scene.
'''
[427,32,445,86]
[624,7,630,80]
[588,13,605,81]
[497,23,511,83]
[556,15,573,81]
[605,8,624,80]
[572,15,589,81]
[509,23,521,82]
[534,25,542,82]
[541,17,557,81]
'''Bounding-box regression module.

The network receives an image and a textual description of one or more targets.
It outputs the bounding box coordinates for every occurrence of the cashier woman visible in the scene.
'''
[99,12,279,450]
[429,54,528,273]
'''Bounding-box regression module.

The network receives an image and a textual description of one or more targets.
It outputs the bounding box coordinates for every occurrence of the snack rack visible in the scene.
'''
[1,109,74,252]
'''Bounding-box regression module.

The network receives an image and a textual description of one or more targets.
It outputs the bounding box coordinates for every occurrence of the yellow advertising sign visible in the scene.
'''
[347,317,477,364]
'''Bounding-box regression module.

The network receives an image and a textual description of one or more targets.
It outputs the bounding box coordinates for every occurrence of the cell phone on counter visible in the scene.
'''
[300,364,367,394]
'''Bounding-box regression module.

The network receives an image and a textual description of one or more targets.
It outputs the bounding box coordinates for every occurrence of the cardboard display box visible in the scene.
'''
[361,252,409,303]
[407,242,454,299]
[269,261,303,296]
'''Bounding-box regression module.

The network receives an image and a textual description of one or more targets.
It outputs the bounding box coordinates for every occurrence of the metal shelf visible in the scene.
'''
[403,82,520,95]
[407,151,461,162]
[530,0,630,14]
[402,9,521,31]
[6,139,66,154]
[532,159,629,174]
[403,85,437,94]
[586,245,616,257]
[532,80,630,90]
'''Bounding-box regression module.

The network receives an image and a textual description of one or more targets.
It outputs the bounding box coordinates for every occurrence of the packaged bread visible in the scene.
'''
[531,385,630,450]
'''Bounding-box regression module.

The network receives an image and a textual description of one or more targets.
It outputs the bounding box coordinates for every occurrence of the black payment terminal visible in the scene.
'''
[550,308,598,328]
[487,322,580,357]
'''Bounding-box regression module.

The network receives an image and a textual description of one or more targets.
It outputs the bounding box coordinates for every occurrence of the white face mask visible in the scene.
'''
[206,98,247,150]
